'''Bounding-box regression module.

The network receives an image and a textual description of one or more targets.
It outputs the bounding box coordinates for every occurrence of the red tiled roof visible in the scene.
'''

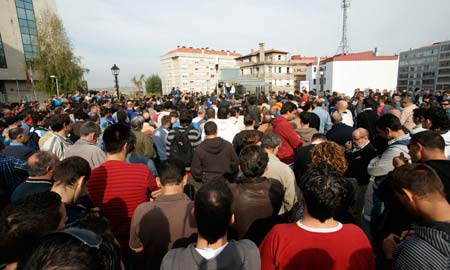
[235,49,288,59]
[163,47,241,57]
[321,51,398,64]
[292,55,327,61]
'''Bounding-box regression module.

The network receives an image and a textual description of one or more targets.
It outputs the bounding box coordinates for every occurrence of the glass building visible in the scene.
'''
[16,0,39,60]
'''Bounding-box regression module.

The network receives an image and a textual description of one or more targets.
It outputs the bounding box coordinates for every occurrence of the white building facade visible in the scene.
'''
[160,47,240,94]
[307,51,399,97]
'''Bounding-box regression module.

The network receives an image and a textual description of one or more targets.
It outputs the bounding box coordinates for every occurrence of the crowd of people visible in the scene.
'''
[0,87,449,270]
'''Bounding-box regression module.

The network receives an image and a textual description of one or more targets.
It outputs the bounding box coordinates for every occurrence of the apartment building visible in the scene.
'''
[235,43,295,92]
[160,46,240,94]
[397,40,450,92]
[0,0,56,102]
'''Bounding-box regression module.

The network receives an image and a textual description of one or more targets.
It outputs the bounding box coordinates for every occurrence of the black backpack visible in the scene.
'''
[169,128,193,167]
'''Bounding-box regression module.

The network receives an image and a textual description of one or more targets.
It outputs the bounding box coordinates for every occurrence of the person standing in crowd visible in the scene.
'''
[336,100,354,127]
[421,107,450,159]
[229,145,284,242]
[345,128,378,224]
[295,112,318,146]
[65,121,105,169]
[382,164,450,270]
[261,133,297,215]
[41,114,73,160]
[51,156,92,224]
[312,98,332,133]
[131,116,156,160]
[400,94,417,132]
[294,133,327,184]
[191,121,239,183]
[259,165,375,270]
[326,112,354,147]
[11,151,59,202]
[232,114,263,155]
[130,161,197,270]
[87,124,158,254]
[272,102,303,165]
[356,98,379,140]
[205,106,240,143]
[2,127,35,160]
[152,115,171,161]
[161,180,261,270]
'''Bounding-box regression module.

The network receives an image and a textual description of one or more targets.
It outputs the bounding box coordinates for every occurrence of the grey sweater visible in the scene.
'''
[160,239,260,270]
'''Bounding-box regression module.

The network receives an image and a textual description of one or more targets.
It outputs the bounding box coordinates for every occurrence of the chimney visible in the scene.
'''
[177,45,180,48]
[373,47,378,56]
[259,42,265,63]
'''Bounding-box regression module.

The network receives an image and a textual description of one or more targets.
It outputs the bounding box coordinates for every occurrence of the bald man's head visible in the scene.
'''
[27,151,60,179]
[331,111,343,124]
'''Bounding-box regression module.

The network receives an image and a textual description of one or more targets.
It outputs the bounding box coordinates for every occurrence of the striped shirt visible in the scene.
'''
[165,127,202,158]
[41,132,73,160]
[0,155,28,204]
[87,160,158,246]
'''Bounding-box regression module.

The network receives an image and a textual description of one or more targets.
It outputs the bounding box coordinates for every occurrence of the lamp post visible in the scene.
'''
[49,75,59,97]
[319,67,324,93]
[110,64,120,98]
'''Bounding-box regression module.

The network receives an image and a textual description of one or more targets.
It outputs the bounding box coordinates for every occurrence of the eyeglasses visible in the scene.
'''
[441,103,450,106]
[46,227,102,249]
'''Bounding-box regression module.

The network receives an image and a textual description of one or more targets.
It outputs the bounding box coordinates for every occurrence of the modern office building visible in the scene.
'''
[306,50,399,97]
[0,0,56,102]
[160,46,241,94]
[397,40,450,92]
[235,43,295,92]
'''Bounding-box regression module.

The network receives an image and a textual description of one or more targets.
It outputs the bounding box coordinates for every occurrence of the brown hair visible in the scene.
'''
[391,163,444,198]
[311,141,348,176]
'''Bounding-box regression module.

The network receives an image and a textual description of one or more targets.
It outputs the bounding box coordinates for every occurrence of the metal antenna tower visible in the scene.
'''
[336,0,351,55]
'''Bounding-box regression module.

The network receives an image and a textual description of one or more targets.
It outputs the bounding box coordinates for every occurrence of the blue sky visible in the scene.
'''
[57,0,450,88]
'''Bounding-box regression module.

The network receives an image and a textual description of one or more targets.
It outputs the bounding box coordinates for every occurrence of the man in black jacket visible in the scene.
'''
[356,98,378,140]
[345,128,378,225]
[326,112,354,146]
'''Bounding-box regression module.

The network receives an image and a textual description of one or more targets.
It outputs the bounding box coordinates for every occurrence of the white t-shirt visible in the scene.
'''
[195,242,229,260]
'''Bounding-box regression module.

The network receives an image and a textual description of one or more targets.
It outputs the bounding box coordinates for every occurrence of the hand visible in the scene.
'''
[400,230,414,241]
[345,141,353,150]
[393,152,408,168]
[150,189,162,200]
[382,234,400,259]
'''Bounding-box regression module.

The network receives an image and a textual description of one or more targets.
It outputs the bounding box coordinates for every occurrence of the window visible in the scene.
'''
[211,74,214,78]
[256,67,259,73]
[313,79,316,85]
[278,67,282,73]
[313,67,317,72]
[441,44,450,51]
[278,55,281,60]
[16,0,39,60]
[287,67,290,74]
[0,33,7,68]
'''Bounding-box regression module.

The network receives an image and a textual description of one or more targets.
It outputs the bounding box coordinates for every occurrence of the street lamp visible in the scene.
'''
[319,67,324,93]
[110,64,120,98]
[49,75,59,97]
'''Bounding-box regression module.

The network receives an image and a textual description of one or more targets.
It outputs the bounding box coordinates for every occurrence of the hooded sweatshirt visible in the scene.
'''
[295,128,318,146]
[191,137,239,182]
[393,222,450,270]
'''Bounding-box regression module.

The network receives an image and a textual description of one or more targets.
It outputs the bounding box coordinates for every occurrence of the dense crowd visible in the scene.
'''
[0,87,449,270]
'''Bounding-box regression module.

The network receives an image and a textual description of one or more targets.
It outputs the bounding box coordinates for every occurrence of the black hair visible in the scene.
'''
[410,130,445,151]
[102,123,131,154]
[376,113,403,132]
[412,107,424,120]
[0,191,63,264]
[159,161,186,186]
[194,179,233,244]
[161,115,171,126]
[300,165,346,223]
[205,108,215,119]
[31,111,46,125]
[280,102,297,115]
[300,111,312,125]
[422,107,450,131]
[8,127,27,140]
[239,144,268,178]
[53,156,91,187]
[179,111,193,127]
[391,163,444,198]
[116,110,127,122]
[204,121,217,136]
[49,114,71,132]
[217,106,230,119]
[311,133,327,142]
[363,98,375,110]
[88,113,100,123]
[243,113,255,126]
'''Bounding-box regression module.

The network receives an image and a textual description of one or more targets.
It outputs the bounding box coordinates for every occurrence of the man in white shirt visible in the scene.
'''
[336,100,354,127]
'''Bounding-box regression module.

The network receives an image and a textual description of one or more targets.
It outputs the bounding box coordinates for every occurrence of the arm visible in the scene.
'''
[282,169,298,213]
[190,149,203,181]
[129,206,144,253]
[143,136,155,159]
[259,227,278,270]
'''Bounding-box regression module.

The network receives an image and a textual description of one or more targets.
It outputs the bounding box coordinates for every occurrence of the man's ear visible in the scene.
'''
[401,188,414,202]
[122,142,128,153]
[191,207,195,217]
[230,214,235,226]
[182,174,188,186]
[75,176,85,189]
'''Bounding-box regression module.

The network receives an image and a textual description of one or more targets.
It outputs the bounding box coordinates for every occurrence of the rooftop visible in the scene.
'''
[235,49,289,59]
[320,51,398,64]
[163,46,241,57]
[292,55,328,61]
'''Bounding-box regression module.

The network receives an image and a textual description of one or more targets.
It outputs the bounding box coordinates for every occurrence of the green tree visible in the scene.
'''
[145,74,162,94]
[31,10,87,95]
[131,74,145,94]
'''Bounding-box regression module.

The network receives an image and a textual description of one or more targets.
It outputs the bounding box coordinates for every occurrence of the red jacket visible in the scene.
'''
[272,116,303,164]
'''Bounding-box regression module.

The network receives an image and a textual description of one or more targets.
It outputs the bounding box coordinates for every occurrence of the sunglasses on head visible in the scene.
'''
[46,227,102,249]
